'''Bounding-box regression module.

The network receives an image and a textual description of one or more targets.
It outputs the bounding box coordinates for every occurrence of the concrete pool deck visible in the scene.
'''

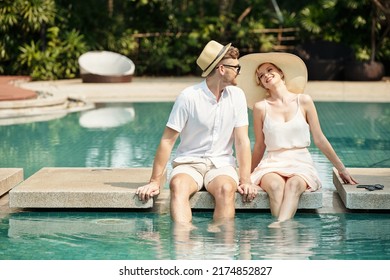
[0,77,390,215]
[1,166,390,215]
[16,76,390,103]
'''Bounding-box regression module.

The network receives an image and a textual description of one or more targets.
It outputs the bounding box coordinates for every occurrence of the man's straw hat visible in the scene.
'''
[237,52,308,109]
[196,40,231,77]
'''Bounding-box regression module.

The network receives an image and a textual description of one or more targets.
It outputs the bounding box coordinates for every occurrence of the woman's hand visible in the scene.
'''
[338,168,358,184]
[237,183,260,203]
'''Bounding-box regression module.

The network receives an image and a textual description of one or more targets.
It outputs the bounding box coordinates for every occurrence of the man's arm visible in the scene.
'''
[234,125,258,202]
[136,126,179,202]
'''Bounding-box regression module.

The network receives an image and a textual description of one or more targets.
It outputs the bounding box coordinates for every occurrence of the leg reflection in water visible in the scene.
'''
[172,218,237,260]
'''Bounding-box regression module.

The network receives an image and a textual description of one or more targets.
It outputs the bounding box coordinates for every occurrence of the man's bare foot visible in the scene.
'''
[207,223,221,233]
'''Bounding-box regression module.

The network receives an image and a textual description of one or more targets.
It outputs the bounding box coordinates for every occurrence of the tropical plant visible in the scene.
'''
[0,0,56,74]
[371,0,390,62]
[296,0,389,63]
[1,0,389,79]
[0,0,88,79]
[17,27,87,80]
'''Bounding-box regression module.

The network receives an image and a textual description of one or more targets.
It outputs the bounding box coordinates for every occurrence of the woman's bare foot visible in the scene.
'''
[268,221,282,228]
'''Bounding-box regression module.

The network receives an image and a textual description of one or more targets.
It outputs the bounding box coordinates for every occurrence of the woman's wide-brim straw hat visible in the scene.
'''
[237,52,308,109]
[197,40,231,77]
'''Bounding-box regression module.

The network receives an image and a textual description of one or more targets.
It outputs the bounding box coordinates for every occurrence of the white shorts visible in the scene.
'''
[170,158,239,191]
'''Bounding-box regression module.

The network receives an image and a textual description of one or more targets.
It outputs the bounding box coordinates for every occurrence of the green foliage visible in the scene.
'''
[18,0,56,32]
[0,0,87,79]
[17,27,87,80]
[0,0,389,79]
[295,0,389,62]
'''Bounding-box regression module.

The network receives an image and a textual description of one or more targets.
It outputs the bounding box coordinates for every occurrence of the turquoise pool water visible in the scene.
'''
[1,211,389,260]
[0,102,389,260]
[2,102,389,180]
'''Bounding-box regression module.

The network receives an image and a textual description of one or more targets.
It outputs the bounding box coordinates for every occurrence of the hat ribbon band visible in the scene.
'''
[203,45,229,73]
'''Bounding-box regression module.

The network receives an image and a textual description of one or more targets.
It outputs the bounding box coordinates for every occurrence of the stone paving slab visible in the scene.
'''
[333,167,390,209]
[9,167,165,209]
[190,189,322,209]
[0,168,23,197]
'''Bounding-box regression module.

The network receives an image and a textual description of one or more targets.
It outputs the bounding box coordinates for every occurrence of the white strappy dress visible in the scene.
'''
[251,94,322,191]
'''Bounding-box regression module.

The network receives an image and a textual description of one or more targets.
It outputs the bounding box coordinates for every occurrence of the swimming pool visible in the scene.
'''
[1,211,389,260]
[2,102,389,179]
[0,101,389,260]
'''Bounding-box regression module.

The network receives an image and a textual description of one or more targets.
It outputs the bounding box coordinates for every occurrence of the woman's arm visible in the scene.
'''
[251,101,267,172]
[235,125,258,201]
[302,94,358,184]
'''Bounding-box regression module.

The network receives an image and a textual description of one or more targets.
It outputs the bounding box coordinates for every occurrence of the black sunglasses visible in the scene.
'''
[219,64,241,74]
[356,184,384,191]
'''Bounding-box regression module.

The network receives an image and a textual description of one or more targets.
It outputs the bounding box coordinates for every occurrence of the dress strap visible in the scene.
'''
[296,94,306,120]
[296,94,301,110]
[263,100,269,122]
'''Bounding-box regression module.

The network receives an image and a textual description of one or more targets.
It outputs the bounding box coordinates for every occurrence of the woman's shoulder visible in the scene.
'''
[253,100,266,111]
[298,93,314,104]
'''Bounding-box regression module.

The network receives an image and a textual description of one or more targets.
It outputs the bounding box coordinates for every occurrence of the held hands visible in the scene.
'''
[338,168,358,185]
[135,181,160,202]
[237,182,259,203]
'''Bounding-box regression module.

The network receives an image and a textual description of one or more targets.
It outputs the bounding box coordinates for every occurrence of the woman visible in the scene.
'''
[237,53,357,227]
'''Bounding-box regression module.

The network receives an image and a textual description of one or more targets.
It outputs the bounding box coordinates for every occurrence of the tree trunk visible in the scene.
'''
[219,0,235,16]
[370,3,376,63]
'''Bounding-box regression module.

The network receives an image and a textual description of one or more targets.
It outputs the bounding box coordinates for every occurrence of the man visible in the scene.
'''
[136,40,257,225]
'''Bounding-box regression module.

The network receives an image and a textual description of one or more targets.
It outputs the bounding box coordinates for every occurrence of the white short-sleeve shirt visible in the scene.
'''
[167,80,249,168]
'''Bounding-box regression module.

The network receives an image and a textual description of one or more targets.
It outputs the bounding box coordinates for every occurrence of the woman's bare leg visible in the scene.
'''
[277,175,307,222]
[260,173,286,217]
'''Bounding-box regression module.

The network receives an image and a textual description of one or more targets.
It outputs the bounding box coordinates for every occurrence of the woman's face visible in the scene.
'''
[256,63,284,89]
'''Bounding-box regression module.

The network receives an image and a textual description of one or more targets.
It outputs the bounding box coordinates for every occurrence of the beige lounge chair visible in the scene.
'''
[78,51,135,83]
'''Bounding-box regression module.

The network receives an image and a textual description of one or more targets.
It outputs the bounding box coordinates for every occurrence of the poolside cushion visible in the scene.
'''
[333,167,390,209]
[9,167,165,209]
[0,84,37,101]
[190,189,322,209]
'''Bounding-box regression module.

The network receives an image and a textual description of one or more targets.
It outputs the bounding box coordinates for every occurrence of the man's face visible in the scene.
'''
[219,58,241,86]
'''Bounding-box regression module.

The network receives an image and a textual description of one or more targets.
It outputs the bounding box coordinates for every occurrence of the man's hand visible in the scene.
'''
[135,181,160,202]
[237,183,259,203]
